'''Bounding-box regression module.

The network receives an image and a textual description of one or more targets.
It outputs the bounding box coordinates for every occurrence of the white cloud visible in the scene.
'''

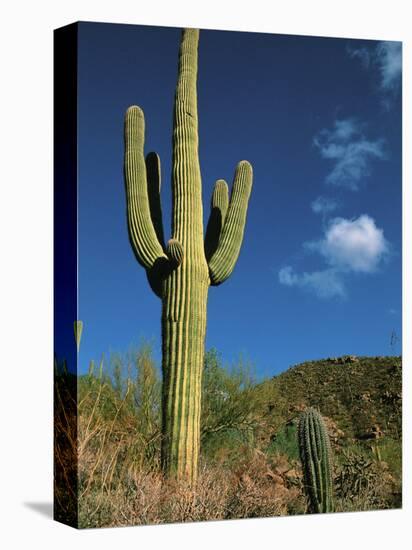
[279,215,389,299]
[347,40,402,107]
[331,118,359,141]
[375,41,402,92]
[278,265,297,286]
[314,119,385,190]
[311,195,340,215]
[347,44,371,68]
[279,266,345,299]
[308,215,389,273]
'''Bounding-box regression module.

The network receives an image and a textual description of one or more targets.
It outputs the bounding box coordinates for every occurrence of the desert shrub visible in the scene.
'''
[78,343,162,506]
[267,422,299,461]
[54,359,78,525]
[78,457,303,528]
[334,446,399,511]
[375,437,402,479]
[200,349,270,462]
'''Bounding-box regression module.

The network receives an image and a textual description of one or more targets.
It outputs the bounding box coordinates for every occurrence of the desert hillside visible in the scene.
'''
[266,355,402,442]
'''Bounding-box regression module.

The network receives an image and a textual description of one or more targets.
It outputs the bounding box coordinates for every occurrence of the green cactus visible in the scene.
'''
[74,320,83,352]
[124,28,253,483]
[298,407,334,513]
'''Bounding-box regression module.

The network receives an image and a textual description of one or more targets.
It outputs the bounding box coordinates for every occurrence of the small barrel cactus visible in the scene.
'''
[298,407,334,513]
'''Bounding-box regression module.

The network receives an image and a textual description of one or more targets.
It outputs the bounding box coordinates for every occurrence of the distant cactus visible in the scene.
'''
[74,320,83,352]
[124,29,253,483]
[298,407,334,513]
[88,360,95,377]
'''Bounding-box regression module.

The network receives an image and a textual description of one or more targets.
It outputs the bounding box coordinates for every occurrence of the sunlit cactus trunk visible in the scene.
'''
[124,28,253,484]
[161,279,208,480]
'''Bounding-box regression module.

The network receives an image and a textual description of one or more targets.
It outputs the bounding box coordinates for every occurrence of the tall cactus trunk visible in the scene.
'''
[124,28,253,484]
[160,29,209,482]
[161,282,208,481]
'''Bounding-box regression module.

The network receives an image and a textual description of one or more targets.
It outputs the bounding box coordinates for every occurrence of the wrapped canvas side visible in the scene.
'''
[54,22,79,528]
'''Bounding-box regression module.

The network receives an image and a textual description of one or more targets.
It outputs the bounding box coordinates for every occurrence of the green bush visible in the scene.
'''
[267,423,299,461]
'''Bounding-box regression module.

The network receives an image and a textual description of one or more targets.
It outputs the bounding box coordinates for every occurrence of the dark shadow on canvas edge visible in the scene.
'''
[23,502,54,519]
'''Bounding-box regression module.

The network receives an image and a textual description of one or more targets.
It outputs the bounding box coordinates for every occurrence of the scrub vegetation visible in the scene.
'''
[54,347,402,528]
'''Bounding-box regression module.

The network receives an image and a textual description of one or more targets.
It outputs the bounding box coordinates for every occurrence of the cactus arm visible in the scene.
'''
[146,152,166,249]
[124,105,167,270]
[146,238,184,299]
[208,160,253,285]
[166,238,184,267]
[204,179,229,261]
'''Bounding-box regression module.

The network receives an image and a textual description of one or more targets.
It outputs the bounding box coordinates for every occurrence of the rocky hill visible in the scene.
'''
[267,355,402,443]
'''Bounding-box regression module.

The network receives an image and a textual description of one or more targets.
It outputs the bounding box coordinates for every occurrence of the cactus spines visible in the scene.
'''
[298,407,334,513]
[124,28,253,483]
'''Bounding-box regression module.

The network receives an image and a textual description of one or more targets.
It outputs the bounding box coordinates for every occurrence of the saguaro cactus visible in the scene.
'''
[124,29,253,483]
[74,320,83,352]
[298,408,334,513]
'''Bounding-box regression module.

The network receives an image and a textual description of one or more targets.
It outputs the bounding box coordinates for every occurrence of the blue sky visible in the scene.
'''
[77,23,402,378]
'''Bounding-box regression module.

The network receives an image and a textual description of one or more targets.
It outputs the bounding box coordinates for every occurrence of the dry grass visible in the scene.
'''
[54,349,402,528]
[78,454,304,528]
[54,366,78,526]
[74,357,304,528]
